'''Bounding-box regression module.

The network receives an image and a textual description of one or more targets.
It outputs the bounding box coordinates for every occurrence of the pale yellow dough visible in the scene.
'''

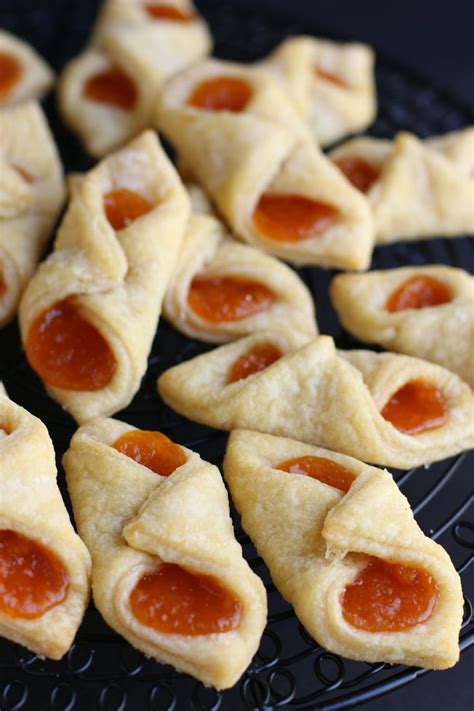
[260,36,376,147]
[331,265,474,387]
[63,418,267,689]
[19,131,190,423]
[223,430,463,670]
[58,0,211,157]
[0,101,65,328]
[156,58,374,270]
[0,386,91,660]
[330,131,474,243]
[0,30,54,107]
[158,334,474,468]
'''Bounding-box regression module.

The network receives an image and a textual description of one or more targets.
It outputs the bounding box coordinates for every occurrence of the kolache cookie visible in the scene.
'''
[156,58,375,270]
[223,430,463,670]
[0,384,91,659]
[19,131,190,423]
[158,334,474,469]
[0,101,65,328]
[0,30,54,108]
[260,36,376,147]
[330,131,474,244]
[331,265,474,388]
[63,418,266,689]
[58,0,212,157]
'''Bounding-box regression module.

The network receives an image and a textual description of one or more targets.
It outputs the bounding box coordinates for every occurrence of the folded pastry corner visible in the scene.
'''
[0,30,54,107]
[158,334,474,468]
[0,387,91,659]
[223,430,463,670]
[19,130,190,423]
[64,418,266,688]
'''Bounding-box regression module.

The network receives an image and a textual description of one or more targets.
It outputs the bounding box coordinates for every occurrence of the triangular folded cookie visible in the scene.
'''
[331,265,474,387]
[223,430,463,670]
[330,131,474,243]
[158,334,474,468]
[0,101,65,328]
[19,131,190,423]
[64,418,266,689]
[260,36,376,147]
[157,58,374,269]
[426,126,474,179]
[0,30,54,107]
[0,385,91,659]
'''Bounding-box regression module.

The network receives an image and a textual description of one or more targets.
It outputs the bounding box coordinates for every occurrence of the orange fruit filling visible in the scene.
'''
[385,275,453,312]
[227,342,282,384]
[104,189,154,231]
[253,194,339,242]
[144,3,196,21]
[112,430,187,476]
[188,275,274,322]
[333,156,380,193]
[187,76,252,112]
[381,380,448,435]
[276,455,355,493]
[0,51,22,102]
[84,67,137,110]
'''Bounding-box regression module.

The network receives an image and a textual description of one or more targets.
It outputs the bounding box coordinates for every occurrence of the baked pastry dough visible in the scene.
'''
[223,430,463,670]
[163,201,318,343]
[331,265,474,388]
[330,132,474,244]
[158,334,474,468]
[0,385,91,659]
[156,58,374,270]
[0,30,54,107]
[0,101,65,328]
[63,417,266,688]
[426,126,474,179]
[260,36,376,147]
[58,0,211,157]
[19,131,190,423]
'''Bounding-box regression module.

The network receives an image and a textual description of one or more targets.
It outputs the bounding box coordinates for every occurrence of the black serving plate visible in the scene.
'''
[0,1,473,709]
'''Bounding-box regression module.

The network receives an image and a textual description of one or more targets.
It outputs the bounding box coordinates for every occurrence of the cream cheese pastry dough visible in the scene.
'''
[330,131,474,244]
[63,418,266,689]
[58,0,211,157]
[19,131,190,423]
[223,430,463,670]
[0,101,65,328]
[0,385,91,659]
[158,334,474,468]
[0,30,54,107]
[260,36,376,147]
[156,58,374,270]
[331,265,474,387]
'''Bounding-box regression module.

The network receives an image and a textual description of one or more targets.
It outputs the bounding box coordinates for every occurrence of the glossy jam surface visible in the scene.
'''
[25,298,117,391]
[276,455,355,493]
[188,275,274,322]
[112,430,187,476]
[334,156,380,193]
[0,51,21,102]
[0,530,69,620]
[342,556,439,632]
[130,562,241,635]
[144,3,196,20]
[253,194,338,242]
[104,189,154,231]
[84,67,137,109]
[385,275,453,312]
[187,76,252,112]
[314,66,347,87]
[0,269,5,298]
[227,342,282,384]
[381,380,448,435]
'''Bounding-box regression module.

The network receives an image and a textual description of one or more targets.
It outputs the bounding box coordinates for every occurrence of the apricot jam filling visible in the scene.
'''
[0,530,69,620]
[144,3,196,21]
[0,51,22,102]
[25,298,117,391]
[381,380,448,436]
[129,562,241,635]
[0,268,6,299]
[276,456,355,493]
[112,430,187,476]
[227,342,282,384]
[333,156,380,193]
[385,275,453,312]
[84,67,137,110]
[314,66,347,87]
[188,275,274,322]
[104,189,154,231]
[187,76,253,112]
[342,556,439,632]
[253,194,339,242]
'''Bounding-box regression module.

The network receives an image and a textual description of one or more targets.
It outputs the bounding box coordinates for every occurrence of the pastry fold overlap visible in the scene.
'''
[0,30,54,107]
